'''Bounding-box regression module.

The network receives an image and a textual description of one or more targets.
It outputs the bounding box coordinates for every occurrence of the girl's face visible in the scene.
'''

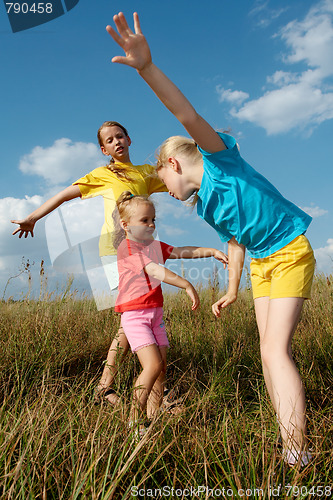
[157,163,195,201]
[123,202,156,243]
[100,125,131,162]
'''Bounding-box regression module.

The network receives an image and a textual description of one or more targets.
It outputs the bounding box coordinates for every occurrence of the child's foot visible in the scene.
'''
[94,386,120,407]
[162,389,184,415]
[282,448,312,467]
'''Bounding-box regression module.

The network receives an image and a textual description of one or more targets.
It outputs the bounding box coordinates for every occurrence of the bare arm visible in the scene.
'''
[11,184,81,238]
[144,261,199,310]
[212,237,245,317]
[106,12,226,154]
[170,246,228,268]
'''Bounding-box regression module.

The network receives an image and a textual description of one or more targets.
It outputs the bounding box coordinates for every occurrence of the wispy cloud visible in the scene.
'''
[19,138,105,186]
[249,1,288,29]
[218,0,333,135]
[300,205,329,218]
[216,87,249,106]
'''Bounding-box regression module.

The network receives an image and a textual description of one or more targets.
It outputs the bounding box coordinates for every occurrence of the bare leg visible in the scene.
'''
[147,347,167,420]
[97,326,130,405]
[255,297,307,452]
[129,344,164,423]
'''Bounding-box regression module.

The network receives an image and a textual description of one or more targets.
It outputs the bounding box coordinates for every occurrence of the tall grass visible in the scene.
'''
[0,274,332,499]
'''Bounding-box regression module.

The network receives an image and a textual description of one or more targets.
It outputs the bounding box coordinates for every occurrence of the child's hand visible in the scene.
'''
[213,249,228,269]
[11,219,35,238]
[106,12,152,72]
[185,283,200,311]
[211,292,237,317]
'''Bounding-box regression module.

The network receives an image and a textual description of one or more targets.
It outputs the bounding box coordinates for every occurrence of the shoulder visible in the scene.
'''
[199,132,238,157]
[133,163,156,174]
[80,166,111,179]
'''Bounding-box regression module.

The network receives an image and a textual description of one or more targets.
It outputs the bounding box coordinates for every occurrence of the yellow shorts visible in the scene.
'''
[250,235,315,300]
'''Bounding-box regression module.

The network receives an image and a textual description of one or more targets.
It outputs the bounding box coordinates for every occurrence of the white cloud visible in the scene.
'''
[0,192,108,301]
[300,205,329,218]
[159,224,186,237]
[19,138,105,186]
[216,86,249,106]
[218,0,333,134]
[266,70,299,86]
[280,2,333,78]
[1,195,44,247]
[151,193,193,220]
[314,238,333,273]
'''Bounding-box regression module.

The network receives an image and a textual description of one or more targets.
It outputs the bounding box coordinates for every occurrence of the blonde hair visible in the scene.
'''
[156,135,202,206]
[97,121,133,182]
[156,135,202,170]
[112,191,155,248]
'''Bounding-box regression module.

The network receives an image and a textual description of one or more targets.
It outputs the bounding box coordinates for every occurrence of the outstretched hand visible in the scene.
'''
[186,284,200,311]
[213,249,228,269]
[11,219,35,238]
[106,12,152,71]
[211,292,237,317]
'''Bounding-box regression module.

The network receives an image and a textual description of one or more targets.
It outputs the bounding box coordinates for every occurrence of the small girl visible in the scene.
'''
[107,13,316,465]
[113,191,227,438]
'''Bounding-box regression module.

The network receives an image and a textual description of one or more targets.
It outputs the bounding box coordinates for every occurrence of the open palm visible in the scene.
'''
[106,12,152,71]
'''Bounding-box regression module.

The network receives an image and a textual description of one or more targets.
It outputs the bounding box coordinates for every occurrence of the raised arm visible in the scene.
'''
[211,237,245,317]
[169,246,228,268]
[144,261,199,310]
[106,12,225,154]
[11,184,81,238]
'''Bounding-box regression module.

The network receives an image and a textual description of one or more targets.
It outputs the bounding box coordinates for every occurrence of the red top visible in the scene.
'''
[115,239,174,312]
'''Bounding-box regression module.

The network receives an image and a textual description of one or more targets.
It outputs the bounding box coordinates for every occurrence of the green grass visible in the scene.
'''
[0,275,332,499]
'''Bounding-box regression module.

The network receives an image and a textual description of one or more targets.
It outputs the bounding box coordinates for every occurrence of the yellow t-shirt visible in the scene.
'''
[73,162,167,256]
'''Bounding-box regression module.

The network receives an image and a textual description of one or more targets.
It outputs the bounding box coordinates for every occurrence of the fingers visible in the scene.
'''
[106,24,124,48]
[133,12,142,34]
[11,227,33,238]
[211,297,226,317]
[113,12,134,39]
[111,56,130,65]
[215,251,228,267]
[192,298,200,310]
[106,12,132,47]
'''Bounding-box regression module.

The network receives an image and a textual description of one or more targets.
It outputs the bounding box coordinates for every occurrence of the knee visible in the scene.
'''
[260,342,276,367]
[260,341,289,368]
[148,358,164,379]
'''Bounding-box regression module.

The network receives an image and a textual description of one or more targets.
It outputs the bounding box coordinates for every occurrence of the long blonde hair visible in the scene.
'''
[112,191,155,248]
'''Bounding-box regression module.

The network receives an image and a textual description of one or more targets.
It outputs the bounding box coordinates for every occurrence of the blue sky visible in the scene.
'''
[1,0,333,301]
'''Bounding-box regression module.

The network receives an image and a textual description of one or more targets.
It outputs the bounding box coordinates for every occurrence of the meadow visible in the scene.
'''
[0,272,332,499]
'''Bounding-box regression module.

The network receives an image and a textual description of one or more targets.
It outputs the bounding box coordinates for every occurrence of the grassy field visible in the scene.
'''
[0,274,332,499]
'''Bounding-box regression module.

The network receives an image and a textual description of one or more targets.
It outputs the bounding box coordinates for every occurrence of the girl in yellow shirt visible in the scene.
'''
[12,120,167,406]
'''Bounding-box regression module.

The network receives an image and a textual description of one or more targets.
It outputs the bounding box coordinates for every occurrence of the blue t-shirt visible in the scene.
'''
[197,133,312,258]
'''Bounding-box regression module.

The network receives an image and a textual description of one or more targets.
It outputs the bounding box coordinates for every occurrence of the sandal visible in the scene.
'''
[282,448,312,467]
[94,386,120,407]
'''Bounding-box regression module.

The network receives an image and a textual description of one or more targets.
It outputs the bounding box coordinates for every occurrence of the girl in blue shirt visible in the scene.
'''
[106,12,315,466]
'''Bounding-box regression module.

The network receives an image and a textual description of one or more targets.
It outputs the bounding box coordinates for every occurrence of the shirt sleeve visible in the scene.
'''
[198,132,237,156]
[73,169,114,199]
[160,241,174,262]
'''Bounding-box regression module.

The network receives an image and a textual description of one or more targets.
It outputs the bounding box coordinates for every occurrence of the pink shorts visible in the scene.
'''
[121,307,169,353]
